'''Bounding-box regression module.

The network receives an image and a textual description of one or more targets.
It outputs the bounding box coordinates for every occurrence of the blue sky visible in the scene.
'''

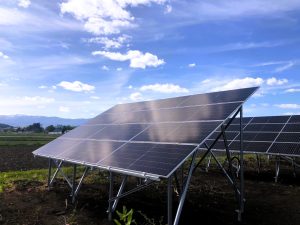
[0,0,300,118]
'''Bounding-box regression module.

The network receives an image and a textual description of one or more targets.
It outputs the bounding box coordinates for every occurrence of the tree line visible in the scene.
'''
[14,123,76,133]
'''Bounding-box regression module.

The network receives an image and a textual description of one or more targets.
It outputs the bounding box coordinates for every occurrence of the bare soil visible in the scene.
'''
[0,147,300,225]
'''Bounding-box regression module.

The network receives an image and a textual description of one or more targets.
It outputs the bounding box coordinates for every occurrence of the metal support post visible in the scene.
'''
[173,152,197,225]
[47,158,52,190]
[292,157,297,178]
[174,173,181,197]
[275,157,280,183]
[239,106,245,220]
[168,177,173,225]
[205,152,212,172]
[112,176,128,212]
[71,164,77,198]
[256,153,261,174]
[221,125,236,183]
[108,171,114,221]
[72,167,89,203]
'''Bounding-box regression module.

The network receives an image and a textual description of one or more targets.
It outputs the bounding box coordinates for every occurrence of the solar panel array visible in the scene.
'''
[33,87,258,178]
[203,115,300,157]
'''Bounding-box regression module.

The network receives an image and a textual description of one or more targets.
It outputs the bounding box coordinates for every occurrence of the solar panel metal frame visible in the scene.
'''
[33,87,258,180]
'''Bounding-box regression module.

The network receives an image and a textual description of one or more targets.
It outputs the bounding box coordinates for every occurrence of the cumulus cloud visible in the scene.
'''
[0,51,9,60]
[58,81,95,92]
[59,106,70,112]
[188,63,196,68]
[60,0,166,35]
[140,83,189,93]
[116,67,123,71]
[130,92,143,101]
[38,85,47,89]
[18,0,31,8]
[266,77,288,86]
[212,77,264,92]
[92,50,165,69]
[86,35,130,49]
[275,104,300,109]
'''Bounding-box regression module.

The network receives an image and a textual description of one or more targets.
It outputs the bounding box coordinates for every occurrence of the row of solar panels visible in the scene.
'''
[203,115,300,157]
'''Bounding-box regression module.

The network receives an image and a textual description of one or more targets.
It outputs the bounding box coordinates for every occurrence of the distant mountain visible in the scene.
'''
[0,123,12,129]
[0,115,89,127]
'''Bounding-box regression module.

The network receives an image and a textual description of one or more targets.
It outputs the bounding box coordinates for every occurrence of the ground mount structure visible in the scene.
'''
[33,87,259,225]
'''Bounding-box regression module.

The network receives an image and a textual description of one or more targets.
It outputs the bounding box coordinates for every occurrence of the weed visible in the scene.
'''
[114,206,136,225]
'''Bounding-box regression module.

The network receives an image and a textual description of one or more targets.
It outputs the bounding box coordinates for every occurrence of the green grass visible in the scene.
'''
[0,167,107,193]
[0,168,48,192]
[0,133,58,146]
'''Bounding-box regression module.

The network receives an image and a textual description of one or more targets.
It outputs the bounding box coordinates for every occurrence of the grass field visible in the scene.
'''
[0,133,58,146]
[1,133,300,225]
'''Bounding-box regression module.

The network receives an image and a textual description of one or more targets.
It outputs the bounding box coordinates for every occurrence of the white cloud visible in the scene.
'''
[188,63,196,68]
[212,77,264,92]
[274,62,295,73]
[18,0,31,8]
[0,51,9,60]
[86,35,130,49]
[275,104,300,109]
[266,77,288,86]
[92,50,165,69]
[211,41,285,52]
[164,4,172,14]
[101,65,109,71]
[60,0,166,35]
[175,0,300,22]
[285,88,300,93]
[140,83,189,93]
[128,85,133,89]
[90,96,100,100]
[130,92,143,101]
[38,85,47,89]
[59,106,70,113]
[116,67,123,71]
[58,81,95,92]
[201,79,211,84]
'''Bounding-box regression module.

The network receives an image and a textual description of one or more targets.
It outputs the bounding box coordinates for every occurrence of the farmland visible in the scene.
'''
[0,134,300,225]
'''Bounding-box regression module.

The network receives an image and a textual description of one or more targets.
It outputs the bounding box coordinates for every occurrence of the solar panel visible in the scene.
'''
[289,115,300,123]
[204,115,300,157]
[33,87,258,178]
[133,121,222,144]
[276,133,300,142]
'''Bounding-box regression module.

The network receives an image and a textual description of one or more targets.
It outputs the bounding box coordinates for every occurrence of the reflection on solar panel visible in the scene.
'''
[33,87,258,179]
[203,114,300,157]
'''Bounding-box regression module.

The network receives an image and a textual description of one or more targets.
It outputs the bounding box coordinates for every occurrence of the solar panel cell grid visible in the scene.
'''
[276,133,300,143]
[90,124,149,141]
[283,124,300,132]
[33,87,259,178]
[267,116,289,123]
[58,140,124,164]
[289,115,300,123]
[260,124,284,132]
[63,125,105,139]
[267,143,298,155]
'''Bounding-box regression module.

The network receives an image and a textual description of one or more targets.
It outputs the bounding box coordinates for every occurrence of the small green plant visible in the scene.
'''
[114,206,136,225]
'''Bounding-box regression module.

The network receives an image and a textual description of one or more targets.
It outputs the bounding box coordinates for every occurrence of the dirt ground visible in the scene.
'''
[0,148,300,225]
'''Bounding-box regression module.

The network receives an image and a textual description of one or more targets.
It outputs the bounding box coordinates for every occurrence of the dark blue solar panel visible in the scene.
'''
[33,87,258,177]
[289,115,300,123]
[133,121,222,143]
